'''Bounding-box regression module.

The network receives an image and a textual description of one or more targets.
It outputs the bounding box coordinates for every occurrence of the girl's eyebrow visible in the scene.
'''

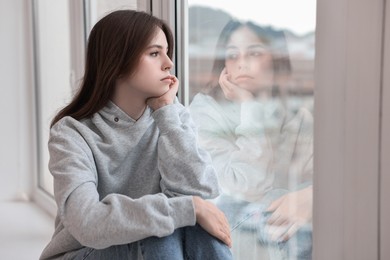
[146,44,168,50]
[247,44,267,49]
[226,46,238,50]
[226,44,266,50]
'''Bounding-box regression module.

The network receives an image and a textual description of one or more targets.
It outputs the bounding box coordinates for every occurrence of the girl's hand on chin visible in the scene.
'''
[147,76,179,110]
[219,68,253,102]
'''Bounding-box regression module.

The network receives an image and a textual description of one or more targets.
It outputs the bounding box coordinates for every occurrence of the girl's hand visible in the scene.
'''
[266,186,313,241]
[219,68,253,102]
[147,76,179,110]
[192,196,232,248]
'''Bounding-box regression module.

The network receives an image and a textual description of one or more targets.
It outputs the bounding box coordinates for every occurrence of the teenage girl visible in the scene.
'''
[40,10,232,260]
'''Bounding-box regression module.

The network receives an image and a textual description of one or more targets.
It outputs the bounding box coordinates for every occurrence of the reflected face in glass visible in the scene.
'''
[224,26,274,93]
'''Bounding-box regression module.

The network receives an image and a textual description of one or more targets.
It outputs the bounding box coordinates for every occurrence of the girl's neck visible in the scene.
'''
[111,86,147,121]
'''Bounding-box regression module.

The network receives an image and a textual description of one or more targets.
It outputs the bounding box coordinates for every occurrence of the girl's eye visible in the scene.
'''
[249,51,263,57]
[150,51,159,57]
[226,53,238,60]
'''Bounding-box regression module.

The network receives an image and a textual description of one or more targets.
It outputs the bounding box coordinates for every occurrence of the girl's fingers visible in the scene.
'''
[219,215,231,247]
[281,222,300,241]
[169,76,179,90]
[170,75,178,85]
[220,67,227,77]
[219,74,230,91]
[267,196,284,212]
[193,197,232,247]
[146,76,179,110]
[219,227,232,247]
[223,77,236,91]
[268,210,282,225]
[268,223,290,241]
[273,215,289,226]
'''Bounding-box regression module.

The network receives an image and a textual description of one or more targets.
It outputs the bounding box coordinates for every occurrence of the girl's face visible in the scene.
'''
[120,28,174,99]
[224,26,274,93]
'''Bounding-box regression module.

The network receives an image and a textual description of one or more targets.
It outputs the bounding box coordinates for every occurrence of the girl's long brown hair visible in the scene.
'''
[51,10,173,127]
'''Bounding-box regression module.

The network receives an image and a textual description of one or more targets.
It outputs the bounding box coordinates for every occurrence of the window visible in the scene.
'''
[85,0,144,35]
[29,1,387,258]
[33,0,147,201]
[180,0,316,258]
[33,0,73,196]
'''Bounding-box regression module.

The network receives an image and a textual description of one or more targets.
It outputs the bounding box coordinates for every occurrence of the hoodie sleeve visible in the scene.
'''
[151,98,220,199]
[189,94,275,202]
[48,119,196,250]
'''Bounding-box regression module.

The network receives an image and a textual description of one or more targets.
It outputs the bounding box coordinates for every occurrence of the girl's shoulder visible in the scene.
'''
[50,116,92,139]
[190,93,218,107]
[282,106,313,135]
[189,93,230,115]
[51,115,86,129]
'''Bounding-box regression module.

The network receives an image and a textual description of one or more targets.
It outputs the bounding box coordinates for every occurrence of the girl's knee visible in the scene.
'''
[185,225,232,260]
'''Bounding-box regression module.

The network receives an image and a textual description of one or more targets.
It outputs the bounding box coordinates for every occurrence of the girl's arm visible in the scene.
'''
[189,94,274,202]
[49,122,196,250]
[148,77,220,199]
[151,100,220,199]
[265,108,314,241]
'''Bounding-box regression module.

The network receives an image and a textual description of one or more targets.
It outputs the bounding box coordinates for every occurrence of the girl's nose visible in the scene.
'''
[163,56,174,71]
[237,57,248,70]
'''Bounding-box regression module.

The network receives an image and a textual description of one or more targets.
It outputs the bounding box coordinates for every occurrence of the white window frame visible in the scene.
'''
[380,0,390,258]
[314,0,385,259]
[30,0,70,217]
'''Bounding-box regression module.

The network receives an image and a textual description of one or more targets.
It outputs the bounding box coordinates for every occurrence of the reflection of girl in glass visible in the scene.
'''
[190,20,313,259]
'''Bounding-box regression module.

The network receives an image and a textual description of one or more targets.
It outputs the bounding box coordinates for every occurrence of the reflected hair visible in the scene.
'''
[51,10,174,127]
[205,20,291,99]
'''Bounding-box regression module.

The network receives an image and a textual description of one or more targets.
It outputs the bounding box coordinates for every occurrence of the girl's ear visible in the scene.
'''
[117,71,131,80]
[116,73,129,85]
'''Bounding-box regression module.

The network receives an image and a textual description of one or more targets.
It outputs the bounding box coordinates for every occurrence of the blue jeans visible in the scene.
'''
[64,225,232,260]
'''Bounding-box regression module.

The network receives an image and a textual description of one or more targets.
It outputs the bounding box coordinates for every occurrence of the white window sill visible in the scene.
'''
[0,201,54,260]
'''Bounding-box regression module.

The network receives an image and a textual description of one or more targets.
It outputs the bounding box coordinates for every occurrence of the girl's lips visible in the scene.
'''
[161,76,173,83]
[161,75,172,81]
[235,75,253,81]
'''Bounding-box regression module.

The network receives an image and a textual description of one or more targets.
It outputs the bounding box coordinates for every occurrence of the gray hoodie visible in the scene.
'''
[40,100,219,259]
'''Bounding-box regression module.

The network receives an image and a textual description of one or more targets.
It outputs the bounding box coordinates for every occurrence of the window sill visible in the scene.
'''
[0,200,54,260]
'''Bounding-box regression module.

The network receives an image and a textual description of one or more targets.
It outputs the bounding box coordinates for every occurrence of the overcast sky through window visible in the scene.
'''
[188,0,316,35]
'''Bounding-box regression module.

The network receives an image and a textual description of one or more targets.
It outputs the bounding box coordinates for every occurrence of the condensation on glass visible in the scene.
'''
[186,1,316,259]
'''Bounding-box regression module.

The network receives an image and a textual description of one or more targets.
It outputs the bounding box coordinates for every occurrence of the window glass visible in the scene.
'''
[34,0,73,195]
[86,0,140,34]
[187,0,316,258]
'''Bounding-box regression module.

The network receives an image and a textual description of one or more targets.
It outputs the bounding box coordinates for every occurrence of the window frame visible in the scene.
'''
[30,0,74,217]
[380,1,390,258]
[313,0,384,258]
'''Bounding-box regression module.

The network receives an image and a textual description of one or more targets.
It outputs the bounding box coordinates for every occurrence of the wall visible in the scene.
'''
[0,0,34,201]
